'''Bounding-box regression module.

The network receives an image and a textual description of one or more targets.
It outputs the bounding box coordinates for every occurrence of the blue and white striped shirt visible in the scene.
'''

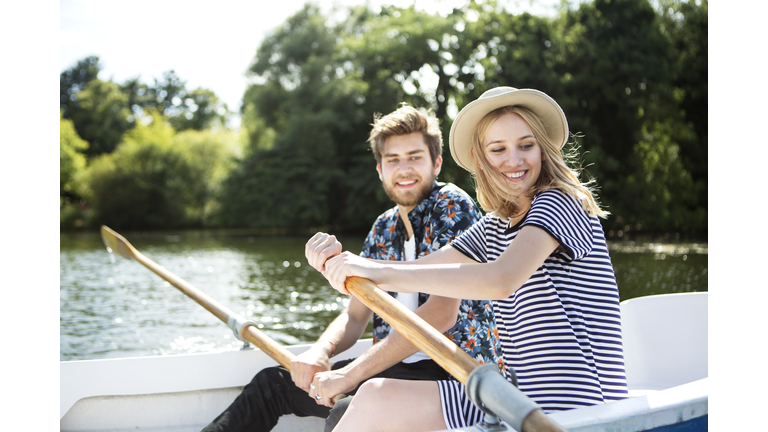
[451,189,628,411]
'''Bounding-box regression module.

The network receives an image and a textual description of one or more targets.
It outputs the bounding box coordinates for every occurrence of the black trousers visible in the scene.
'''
[201,358,449,432]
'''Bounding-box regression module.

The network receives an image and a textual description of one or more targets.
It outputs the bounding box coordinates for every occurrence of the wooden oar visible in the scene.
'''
[344,276,568,432]
[101,225,563,429]
[99,225,343,402]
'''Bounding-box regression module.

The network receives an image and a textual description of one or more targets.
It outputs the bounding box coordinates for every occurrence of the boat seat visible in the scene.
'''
[620,292,708,392]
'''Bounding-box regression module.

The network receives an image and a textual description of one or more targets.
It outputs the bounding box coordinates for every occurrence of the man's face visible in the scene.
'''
[376,132,442,214]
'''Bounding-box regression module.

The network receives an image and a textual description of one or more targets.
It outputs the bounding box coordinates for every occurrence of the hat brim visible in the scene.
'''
[449,87,569,173]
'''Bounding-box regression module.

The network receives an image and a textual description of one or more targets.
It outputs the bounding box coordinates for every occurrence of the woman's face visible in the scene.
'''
[481,112,543,199]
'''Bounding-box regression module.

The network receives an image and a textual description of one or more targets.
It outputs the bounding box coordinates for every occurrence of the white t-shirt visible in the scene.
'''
[398,235,431,364]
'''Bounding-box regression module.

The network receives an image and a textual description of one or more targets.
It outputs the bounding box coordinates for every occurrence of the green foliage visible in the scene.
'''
[60,56,101,114]
[60,201,87,229]
[66,79,133,158]
[548,0,706,235]
[135,71,230,132]
[218,4,385,232]
[62,0,707,237]
[82,110,240,229]
[658,0,708,217]
[621,118,699,232]
[459,3,562,93]
[60,59,231,162]
[60,111,88,204]
[216,0,706,237]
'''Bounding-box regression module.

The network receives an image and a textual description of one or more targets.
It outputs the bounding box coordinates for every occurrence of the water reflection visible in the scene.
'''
[60,230,365,361]
[60,230,707,361]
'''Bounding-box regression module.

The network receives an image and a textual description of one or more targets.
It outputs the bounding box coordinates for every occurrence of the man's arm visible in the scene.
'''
[290,296,372,392]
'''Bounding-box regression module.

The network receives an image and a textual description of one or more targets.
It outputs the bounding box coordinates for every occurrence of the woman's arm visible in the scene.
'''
[305,231,476,272]
[325,225,560,301]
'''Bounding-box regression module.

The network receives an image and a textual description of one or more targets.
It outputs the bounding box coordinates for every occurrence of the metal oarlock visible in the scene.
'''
[227,314,259,343]
[466,364,539,432]
[475,413,506,432]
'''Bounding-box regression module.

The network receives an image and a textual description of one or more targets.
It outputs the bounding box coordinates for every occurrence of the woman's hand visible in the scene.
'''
[324,252,383,295]
[308,368,358,408]
[305,233,342,275]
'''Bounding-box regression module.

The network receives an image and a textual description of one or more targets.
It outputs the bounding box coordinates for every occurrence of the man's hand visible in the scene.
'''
[289,343,333,392]
[308,367,359,408]
[305,233,343,275]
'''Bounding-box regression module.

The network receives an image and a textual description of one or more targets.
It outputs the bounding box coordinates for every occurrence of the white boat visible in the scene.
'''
[60,292,708,432]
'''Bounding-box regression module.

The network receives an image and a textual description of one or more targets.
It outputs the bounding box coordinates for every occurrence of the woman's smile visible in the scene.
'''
[503,170,528,180]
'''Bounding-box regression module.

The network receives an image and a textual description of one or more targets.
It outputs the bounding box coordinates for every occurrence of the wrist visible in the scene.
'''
[376,264,398,292]
[316,339,336,358]
[339,362,366,385]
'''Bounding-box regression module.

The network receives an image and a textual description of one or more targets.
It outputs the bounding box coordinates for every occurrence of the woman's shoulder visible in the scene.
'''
[532,189,584,212]
[529,189,593,229]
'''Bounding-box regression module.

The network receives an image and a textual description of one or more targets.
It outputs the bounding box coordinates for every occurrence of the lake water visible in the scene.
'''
[60,230,708,362]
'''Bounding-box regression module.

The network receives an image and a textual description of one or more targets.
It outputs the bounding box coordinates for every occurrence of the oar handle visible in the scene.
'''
[344,276,478,383]
[100,226,345,404]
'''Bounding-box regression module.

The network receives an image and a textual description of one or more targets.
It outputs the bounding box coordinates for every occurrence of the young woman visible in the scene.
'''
[316,87,628,431]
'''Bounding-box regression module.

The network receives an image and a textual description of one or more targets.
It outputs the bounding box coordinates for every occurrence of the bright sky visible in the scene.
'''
[60,0,565,126]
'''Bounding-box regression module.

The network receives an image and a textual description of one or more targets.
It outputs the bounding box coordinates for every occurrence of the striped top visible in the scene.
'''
[451,189,628,412]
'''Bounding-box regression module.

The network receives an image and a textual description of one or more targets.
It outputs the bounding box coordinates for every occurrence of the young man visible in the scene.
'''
[202,105,502,432]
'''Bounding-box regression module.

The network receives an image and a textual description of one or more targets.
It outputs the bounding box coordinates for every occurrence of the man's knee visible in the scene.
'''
[248,367,291,390]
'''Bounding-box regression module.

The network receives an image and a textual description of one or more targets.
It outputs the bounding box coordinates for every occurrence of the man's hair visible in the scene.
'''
[368,104,442,164]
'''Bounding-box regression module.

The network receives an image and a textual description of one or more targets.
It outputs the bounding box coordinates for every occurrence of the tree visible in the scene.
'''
[219,4,378,231]
[553,0,705,235]
[212,1,708,236]
[656,0,707,232]
[67,78,133,158]
[60,56,101,114]
[82,110,239,229]
[62,57,232,161]
[130,70,230,131]
[337,5,478,193]
[456,2,563,96]
[60,111,88,205]
[60,57,133,158]
[169,87,228,131]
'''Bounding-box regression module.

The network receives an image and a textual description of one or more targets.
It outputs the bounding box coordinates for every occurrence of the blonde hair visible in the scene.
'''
[471,106,608,219]
[368,104,442,164]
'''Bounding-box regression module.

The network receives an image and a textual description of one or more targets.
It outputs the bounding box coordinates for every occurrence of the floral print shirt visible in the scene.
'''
[360,181,504,373]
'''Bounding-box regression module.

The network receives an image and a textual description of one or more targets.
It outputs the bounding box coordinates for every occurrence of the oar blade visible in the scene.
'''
[100,225,136,261]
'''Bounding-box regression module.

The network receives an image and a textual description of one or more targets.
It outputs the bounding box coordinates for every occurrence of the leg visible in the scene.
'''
[202,366,330,432]
[324,395,353,432]
[323,359,448,432]
[332,379,445,432]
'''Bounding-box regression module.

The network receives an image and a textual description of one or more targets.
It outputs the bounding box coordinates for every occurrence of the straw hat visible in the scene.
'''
[449,86,569,173]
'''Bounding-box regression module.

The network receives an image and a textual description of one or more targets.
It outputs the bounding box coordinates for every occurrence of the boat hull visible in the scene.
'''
[61,340,371,431]
[61,292,708,432]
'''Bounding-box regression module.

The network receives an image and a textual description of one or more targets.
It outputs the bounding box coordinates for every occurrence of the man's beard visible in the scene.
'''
[382,174,435,208]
